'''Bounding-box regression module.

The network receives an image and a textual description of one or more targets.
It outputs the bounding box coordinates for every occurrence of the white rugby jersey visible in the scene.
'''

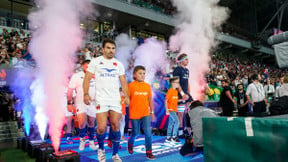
[87,56,125,106]
[68,71,96,107]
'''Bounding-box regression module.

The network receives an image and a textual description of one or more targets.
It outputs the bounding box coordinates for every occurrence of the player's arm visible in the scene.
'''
[149,96,155,121]
[173,68,188,100]
[246,85,254,106]
[164,98,169,115]
[119,75,129,105]
[67,88,76,113]
[83,71,93,105]
[67,88,74,103]
[225,90,235,104]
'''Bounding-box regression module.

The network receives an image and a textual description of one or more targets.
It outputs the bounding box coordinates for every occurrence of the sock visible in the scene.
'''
[110,131,120,155]
[87,127,95,140]
[108,127,112,140]
[96,132,106,150]
[79,128,86,138]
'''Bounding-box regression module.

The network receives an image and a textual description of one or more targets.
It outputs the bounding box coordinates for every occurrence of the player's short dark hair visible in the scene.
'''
[189,100,204,109]
[169,77,179,83]
[102,39,116,48]
[81,60,90,65]
[177,53,187,62]
[133,65,146,74]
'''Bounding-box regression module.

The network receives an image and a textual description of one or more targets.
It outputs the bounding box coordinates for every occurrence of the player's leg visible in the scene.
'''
[96,111,108,162]
[87,105,97,150]
[87,115,97,150]
[141,116,155,159]
[109,110,122,157]
[65,116,73,144]
[120,115,125,140]
[127,119,140,154]
[177,108,184,137]
[166,113,174,142]
[77,112,87,151]
[171,111,180,142]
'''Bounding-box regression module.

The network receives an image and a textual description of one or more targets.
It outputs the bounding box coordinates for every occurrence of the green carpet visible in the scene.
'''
[0,148,35,162]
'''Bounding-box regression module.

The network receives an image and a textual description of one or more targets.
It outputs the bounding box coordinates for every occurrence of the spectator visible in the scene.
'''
[20,30,26,39]
[0,50,10,65]
[84,47,92,60]
[264,79,275,98]
[278,75,288,97]
[234,84,249,116]
[11,52,26,68]
[246,74,267,116]
[275,76,284,98]
[21,45,32,61]
[219,79,235,116]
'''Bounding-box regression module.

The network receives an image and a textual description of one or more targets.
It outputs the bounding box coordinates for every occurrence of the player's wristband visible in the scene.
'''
[151,111,154,114]
[84,93,89,96]
[180,91,185,96]
[67,100,74,105]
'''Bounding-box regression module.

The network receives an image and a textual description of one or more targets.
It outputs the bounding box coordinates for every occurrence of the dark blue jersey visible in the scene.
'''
[173,66,189,93]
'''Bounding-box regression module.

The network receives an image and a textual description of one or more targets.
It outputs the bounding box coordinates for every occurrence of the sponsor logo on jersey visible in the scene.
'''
[113,62,117,66]
[172,96,178,99]
[100,68,117,77]
[102,68,116,73]
[134,91,148,96]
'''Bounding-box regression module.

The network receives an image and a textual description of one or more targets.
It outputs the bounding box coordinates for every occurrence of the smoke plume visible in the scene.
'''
[115,33,137,82]
[169,0,229,100]
[133,37,169,84]
[28,0,93,151]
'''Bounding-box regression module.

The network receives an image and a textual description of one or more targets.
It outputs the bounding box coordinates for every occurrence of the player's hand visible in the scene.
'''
[124,96,130,105]
[67,105,76,114]
[84,94,91,105]
[182,94,189,100]
[151,113,156,122]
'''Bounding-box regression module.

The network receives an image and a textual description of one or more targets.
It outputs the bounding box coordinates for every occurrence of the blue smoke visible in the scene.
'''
[10,69,35,135]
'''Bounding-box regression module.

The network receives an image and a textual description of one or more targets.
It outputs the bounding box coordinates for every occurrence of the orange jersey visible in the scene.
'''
[128,81,152,119]
[121,96,126,115]
[166,88,178,112]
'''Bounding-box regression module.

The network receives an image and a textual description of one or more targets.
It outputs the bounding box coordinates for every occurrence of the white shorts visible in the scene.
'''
[65,109,73,117]
[95,104,122,114]
[76,101,97,118]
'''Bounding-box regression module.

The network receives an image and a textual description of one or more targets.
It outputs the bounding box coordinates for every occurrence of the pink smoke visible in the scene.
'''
[28,0,93,151]
[133,37,169,84]
[170,0,229,100]
[115,33,137,82]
